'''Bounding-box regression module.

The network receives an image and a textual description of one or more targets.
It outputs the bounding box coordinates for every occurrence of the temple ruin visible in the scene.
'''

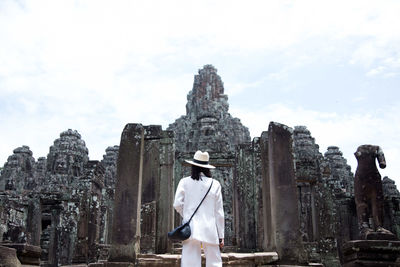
[1,65,400,266]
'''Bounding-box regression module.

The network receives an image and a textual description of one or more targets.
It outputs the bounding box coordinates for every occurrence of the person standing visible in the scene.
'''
[173,150,225,267]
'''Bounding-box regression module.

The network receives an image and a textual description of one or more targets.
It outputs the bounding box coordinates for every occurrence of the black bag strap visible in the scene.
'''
[187,179,213,223]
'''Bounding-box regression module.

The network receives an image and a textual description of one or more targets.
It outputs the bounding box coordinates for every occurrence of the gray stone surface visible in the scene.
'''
[342,240,400,266]
[109,124,175,262]
[101,146,119,188]
[109,124,144,262]
[45,129,89,191]
[324,146,354,196]
[0,245,22,267]
[0,146,35,191]
[383,176,400,197]
[168,64,250,153]
[268,122,305,264]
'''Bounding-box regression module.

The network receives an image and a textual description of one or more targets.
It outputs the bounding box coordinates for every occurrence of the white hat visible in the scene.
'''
[185,150,215,169]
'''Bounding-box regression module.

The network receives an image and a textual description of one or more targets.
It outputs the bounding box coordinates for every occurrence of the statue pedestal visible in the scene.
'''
[342,240,400,266]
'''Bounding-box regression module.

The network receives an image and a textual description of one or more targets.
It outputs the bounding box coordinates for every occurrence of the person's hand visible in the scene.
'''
[219,238,224,249]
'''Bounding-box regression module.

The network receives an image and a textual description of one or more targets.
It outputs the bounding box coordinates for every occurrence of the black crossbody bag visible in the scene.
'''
[168,179,214,242]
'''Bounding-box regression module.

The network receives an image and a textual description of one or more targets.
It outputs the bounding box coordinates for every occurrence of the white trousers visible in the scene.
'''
[181,239,222,267]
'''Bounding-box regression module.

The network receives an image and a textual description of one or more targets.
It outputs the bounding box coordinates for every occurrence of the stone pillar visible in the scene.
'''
[140,126,161,254]
[234,142,256,251]
[26,197,41,246]
[138,126,175,254]
[260,131,273,251]
[268,122,304,263]
[156,130,174,254]
[253,137,265,251]
[108,124,144,263]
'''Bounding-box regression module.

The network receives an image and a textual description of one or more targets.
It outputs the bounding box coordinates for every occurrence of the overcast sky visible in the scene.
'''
[1,0,400,185]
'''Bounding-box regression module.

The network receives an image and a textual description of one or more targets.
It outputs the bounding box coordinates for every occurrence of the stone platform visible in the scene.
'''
[61,252,279,267]
[342,240,400,266]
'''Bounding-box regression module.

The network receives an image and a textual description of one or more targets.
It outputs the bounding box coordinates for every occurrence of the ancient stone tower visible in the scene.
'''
[168,65,251,248]
[168,64,250,153]
[0,146,36,191]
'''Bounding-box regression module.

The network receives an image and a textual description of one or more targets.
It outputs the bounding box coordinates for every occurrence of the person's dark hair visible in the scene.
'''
[191,165,212,180]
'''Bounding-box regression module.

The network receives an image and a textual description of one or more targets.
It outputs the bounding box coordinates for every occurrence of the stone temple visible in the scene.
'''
[1,65,400,266]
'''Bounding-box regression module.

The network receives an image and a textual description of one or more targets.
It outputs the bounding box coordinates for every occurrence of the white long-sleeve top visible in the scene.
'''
[173,174,225,245]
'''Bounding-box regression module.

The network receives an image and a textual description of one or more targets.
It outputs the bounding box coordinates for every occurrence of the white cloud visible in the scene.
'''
[366,66,386,76]
[1,0,400,191]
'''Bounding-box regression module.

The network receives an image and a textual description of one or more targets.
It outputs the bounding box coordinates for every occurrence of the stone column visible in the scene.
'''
[260,131,273,251]
[108,124,144,263]
[140,126,161,254]
[268,122,304,263]
[26,197,41,246]
[234,142,256,251]
[156,130,174,254]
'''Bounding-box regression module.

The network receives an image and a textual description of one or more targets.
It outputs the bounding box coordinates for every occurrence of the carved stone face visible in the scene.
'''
[199,117,217,136]
[7,155,20,168]
[54,154,68,174]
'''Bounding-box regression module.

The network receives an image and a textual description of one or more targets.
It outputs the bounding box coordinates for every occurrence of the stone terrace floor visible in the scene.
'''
[60,252,324,266]
[61,252,281,266]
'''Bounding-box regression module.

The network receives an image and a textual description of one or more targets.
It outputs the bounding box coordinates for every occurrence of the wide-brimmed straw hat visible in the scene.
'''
[185,150,215,169]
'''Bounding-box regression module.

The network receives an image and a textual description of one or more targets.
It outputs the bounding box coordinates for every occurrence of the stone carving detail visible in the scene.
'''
[324,146,354,196]
[45,129,89,190]
[354,144,395,239]
[101,146,119,188]
[0,146,35,191]
[382,176,400,198]
[168,65,250,153]
[293,126,324,244]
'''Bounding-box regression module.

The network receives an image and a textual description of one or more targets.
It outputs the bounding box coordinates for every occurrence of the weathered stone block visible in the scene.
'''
[342,240,400,266]
[103,262,135,267]
[0,245,21,267]
[108,124,144,262]
[268,122,305,264]
[0,243,41,265]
